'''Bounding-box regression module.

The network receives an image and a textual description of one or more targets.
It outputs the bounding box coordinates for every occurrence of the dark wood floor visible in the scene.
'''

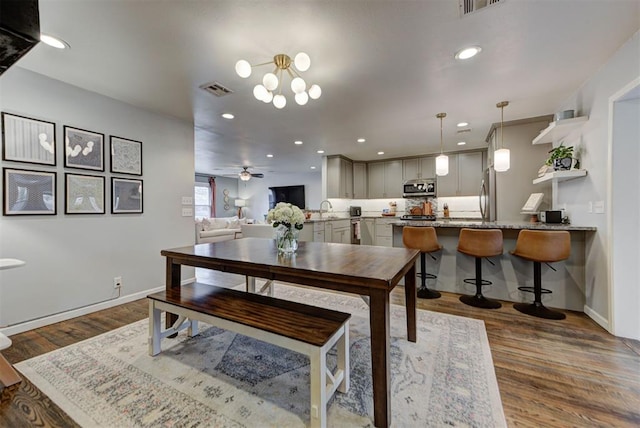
[1,270,639,427]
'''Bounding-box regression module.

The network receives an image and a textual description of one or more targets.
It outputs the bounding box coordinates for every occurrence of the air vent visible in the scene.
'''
[459,0,502,16]
[457,128,472,134]
[200,81,233,97]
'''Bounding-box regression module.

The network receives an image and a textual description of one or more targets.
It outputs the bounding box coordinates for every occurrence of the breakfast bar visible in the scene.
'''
[392,220,596,312]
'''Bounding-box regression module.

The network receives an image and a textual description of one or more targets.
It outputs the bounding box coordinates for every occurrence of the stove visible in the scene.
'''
[400,215,437,221]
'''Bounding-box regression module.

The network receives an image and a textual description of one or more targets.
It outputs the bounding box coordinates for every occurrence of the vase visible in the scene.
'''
[275,224,299,255]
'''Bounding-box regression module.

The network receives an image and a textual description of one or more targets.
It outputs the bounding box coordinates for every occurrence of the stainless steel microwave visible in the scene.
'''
[402,179,436,198]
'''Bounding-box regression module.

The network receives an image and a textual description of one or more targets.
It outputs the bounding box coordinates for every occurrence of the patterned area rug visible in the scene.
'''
[16,283,506,427]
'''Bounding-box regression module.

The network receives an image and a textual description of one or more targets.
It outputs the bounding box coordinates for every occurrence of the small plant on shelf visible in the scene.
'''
[545,144,576,170]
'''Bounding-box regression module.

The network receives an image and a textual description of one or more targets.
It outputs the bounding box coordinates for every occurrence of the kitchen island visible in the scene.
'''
[392,220,596,312]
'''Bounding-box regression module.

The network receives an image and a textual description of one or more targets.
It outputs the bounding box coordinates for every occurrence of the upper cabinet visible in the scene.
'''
[368,160,402,199]
[326,156,353,198]
[353,162,367,199]
[532,116,588,145]
[402,157,435,181]
[436,151,485,197]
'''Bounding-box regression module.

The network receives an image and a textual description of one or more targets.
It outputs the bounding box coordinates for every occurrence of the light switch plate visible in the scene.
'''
[594,201,605,214]
[182,196,193,205]
[182,207,193,217]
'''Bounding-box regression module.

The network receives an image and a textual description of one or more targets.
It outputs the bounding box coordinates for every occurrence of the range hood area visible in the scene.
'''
[0,0,40,76]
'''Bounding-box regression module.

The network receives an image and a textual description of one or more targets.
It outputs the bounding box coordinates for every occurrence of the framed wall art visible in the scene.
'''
[1,112,56,166]
[3,167,56,216]
[63,126,104,171]
[65,173,105,214]
[110,136,142,176]
[112,177,143,214]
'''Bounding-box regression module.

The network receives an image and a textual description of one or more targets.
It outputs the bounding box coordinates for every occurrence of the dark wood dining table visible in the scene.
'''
[161,238,420,427]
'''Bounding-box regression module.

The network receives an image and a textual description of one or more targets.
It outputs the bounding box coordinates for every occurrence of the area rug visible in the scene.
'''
[15,283,506,427]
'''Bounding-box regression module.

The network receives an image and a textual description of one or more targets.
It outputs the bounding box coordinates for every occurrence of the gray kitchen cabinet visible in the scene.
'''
[353,162,367,199]
[374,218,394,247]
[313,222,325,242]
[326,219,350,244]
[403,156,435,180]
[360,218,375,245]
[436,151,484,197]
[368,160,402,198]
[326,156,353,198]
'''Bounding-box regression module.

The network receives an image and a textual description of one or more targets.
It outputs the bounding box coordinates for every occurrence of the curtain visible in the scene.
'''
[208,176,216,218]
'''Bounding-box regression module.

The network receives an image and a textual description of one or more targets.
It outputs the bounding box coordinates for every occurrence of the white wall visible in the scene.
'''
[555,31,640,337]
[237,172,322,220]
[0,68,195,327]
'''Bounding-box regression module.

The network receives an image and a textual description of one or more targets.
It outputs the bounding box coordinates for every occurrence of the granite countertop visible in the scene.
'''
[392,219,596,231]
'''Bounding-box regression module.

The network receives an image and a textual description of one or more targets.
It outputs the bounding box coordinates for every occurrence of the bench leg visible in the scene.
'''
[337,322,350,393]
[309,350,328,428]
[187,319,199,337]
[148,300,162,356]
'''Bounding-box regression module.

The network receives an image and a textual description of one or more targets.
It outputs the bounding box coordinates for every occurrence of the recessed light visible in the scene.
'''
[266,154,273,158]
[317,150,325,154]
[357,138,366,143]
[221,113,234,119]
[457,122,468,127]
[377,151,384,155]
[310,166,316,169]
[457,141,466,146]
[40,34,69,49]
[455,46,481,60]
[294,140,303,145]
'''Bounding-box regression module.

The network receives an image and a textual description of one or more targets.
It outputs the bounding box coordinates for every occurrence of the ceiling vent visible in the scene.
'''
[457,128,472,134]
[459,0,502,16]
[200,81,233,97]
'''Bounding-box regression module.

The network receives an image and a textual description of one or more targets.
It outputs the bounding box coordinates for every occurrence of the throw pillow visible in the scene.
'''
[228,219,240,228]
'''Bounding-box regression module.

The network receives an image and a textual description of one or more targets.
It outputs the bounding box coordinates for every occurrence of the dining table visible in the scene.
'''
[161,238,420,427]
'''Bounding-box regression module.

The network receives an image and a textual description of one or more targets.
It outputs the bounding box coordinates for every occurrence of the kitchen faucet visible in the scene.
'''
[319,200,333,218]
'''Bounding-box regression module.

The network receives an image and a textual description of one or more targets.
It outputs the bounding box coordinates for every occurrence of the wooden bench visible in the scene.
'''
[147,282,351,428]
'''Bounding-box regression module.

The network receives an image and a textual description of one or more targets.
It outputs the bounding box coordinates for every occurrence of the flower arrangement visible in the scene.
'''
[266,202,305,254]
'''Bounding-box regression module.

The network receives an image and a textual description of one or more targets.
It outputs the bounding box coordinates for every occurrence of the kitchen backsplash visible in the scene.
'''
[323,196,481,218]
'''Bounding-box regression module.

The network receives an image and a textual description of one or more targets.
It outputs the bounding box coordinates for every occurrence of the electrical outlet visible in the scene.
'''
[114,276,122,289]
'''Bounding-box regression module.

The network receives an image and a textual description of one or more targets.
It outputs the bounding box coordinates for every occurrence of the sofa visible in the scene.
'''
[195,216,245,244]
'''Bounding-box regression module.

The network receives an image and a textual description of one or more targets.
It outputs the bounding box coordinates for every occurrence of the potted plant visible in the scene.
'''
[545,144,575,171]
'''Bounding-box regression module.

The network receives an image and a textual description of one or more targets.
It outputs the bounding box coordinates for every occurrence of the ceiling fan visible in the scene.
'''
[238,166,264,181]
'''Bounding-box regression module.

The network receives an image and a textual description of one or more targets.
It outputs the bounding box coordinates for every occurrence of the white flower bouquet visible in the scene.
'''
[266,202,305,231]
[266,202,305,254]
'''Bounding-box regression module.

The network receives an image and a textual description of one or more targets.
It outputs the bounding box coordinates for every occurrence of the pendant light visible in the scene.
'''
[494,101,511,172]
[435,112,449,176]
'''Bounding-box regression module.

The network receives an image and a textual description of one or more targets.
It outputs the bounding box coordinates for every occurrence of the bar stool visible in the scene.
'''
[511,230,571,320]
[457,228,503,309]
[402,226,442,299]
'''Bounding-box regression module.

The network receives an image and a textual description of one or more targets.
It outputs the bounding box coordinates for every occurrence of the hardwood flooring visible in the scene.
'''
[1,270,639,427]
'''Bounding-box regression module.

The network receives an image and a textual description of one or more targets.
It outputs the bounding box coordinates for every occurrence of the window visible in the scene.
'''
[194,183,210,218]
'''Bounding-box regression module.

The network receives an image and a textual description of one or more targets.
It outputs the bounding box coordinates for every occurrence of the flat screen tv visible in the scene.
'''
[269,185,305,210]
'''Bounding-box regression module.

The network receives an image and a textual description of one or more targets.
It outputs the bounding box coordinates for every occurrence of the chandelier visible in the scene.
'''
[435,112,449,176]
[235,52,321,109]
[494,101,510,172]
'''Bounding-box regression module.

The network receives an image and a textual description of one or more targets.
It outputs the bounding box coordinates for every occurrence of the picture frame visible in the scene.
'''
[63,125,104,171]
[3,167,56,216]
[112,177,143,214]
[65,173,105,214]
[110,136,142,176]
[1,112,56,166]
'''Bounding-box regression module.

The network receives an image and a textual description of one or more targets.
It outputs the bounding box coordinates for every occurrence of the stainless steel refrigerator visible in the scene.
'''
[479,167,497,222]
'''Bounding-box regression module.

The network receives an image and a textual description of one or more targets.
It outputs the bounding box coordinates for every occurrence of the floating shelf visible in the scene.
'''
[532,116,588,145]
[533,169,587,184]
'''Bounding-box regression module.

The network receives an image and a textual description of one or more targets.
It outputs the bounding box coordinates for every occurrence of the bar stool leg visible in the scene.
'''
[459,257,501,309]
[417,252,441,299]
[514,262,566,320]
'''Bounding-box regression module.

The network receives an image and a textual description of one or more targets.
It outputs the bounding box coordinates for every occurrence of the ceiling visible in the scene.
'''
[16,0,640,178]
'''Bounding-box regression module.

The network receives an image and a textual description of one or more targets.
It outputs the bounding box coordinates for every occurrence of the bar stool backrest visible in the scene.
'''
[402,226,441,253]
[511,230,571,262]
[457,228,503,258]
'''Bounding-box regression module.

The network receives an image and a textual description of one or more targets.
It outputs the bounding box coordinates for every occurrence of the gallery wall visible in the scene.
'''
[0,67,195,328]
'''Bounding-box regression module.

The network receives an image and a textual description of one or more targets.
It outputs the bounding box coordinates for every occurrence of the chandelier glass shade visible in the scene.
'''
[235,52,321,109]
[239,170,252,181]
[494,101,511,172]
[435,112,449,176]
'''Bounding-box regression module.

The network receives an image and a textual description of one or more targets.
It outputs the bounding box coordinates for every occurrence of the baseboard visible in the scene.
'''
[0,276,196,337]
[584,304,610,332]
